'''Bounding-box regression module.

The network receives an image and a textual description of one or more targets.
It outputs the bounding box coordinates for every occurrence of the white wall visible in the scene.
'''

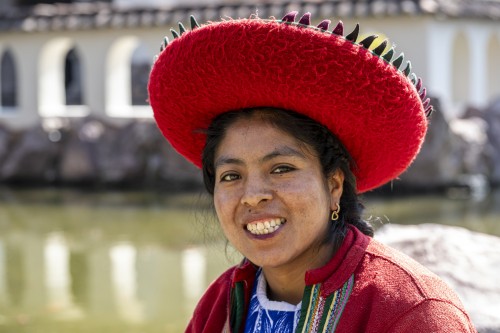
[0,26,166,128]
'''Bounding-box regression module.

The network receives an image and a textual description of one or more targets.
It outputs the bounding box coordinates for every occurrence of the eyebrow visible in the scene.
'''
[262,146,306,162]
[214,146,306,169]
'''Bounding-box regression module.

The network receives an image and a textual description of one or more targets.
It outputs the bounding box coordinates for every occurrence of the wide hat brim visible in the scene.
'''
[148,15,429,193]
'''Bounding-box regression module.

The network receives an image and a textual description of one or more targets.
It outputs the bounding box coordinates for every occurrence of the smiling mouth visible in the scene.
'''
[246,218,286,235]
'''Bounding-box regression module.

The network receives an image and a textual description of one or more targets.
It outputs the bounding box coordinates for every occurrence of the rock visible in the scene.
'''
[449,117,490,175]
[60,117,202,190]
[376,223,500,332]
[56,116,202,189]
[484,98,500,185]
[89,119,148,185]
[0,116,204,189]
[154,139,203,191]
[89,118,202,189]
[397,97,497,193]
[0,123,14,166]
[0,124,61,183]
[58,117,104,183]
[454,99,500,187]
[398,98,463,189]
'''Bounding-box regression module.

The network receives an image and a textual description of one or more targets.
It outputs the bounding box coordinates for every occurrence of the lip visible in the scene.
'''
[247,228,283,240]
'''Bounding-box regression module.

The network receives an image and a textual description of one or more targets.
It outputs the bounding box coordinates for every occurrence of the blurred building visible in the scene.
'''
[0,0,499,128]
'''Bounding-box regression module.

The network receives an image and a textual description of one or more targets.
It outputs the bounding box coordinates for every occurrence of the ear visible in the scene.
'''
[327,169,344,211]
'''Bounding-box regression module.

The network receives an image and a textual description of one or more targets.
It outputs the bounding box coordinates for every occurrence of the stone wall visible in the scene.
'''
[1,97,499,191]
[0,116,202,190]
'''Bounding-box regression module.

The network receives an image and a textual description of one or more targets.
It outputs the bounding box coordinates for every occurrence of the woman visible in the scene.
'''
[148,11,476,332]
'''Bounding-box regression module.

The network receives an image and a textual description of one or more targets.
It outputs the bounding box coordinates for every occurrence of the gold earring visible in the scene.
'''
[331,203,340,221]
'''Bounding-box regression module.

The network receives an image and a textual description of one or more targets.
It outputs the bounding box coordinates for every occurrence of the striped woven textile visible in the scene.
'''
[296,275,355,333]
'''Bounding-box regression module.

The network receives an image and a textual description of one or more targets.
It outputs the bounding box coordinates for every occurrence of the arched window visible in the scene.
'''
[130,45,151,106]
[106,37,152,117]
[1,50,18,110]
[451,33,470,109]
[65,48,84,106]
[39,38,88,117]
[487,35,500,102]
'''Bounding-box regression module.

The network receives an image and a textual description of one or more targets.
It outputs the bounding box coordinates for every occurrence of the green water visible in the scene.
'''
[0,187,498,332]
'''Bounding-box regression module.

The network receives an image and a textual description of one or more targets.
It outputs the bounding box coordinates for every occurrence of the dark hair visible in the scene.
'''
[201,108,373,249]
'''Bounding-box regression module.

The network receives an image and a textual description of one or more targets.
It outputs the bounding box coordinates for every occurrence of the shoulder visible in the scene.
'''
[348,237,476,331]
[201,265,236,299]
[362,238,462,303]
[386,297,477,332]
[185,259,258,333]
[185,265,236,333]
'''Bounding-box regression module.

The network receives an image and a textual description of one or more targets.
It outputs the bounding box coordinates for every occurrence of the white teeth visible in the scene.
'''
[246,218,286,235]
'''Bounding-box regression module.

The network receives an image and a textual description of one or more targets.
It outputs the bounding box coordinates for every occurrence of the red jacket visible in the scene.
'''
[186,226,477,332]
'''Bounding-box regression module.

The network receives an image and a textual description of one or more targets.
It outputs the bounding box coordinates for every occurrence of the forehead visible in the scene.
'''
[214,116,315,161]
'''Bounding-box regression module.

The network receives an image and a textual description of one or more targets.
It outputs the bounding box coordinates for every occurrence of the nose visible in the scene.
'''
[240,176,273,207]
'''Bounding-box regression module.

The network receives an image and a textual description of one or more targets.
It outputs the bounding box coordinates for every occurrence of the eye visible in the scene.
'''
[272,165,295,174]
[220,172,240,182]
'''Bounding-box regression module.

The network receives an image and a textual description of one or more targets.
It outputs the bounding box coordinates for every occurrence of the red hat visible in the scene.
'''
[148,12,432,193]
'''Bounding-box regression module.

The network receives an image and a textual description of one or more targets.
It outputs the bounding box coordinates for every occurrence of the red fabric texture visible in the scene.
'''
[185,226,476,333]
[148,18,428,193]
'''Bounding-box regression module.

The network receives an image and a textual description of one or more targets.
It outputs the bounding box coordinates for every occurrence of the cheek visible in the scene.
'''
[278,175,330,202]
[213,190,225,219]
[213,188,235,223]
[213,190,243,244]
[284,178,331,220]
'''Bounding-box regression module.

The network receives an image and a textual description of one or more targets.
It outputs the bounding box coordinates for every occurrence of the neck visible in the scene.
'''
[262,242,334,304]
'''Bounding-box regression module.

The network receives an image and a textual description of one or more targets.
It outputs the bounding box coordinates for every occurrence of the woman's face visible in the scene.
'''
[213,115,343,271]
